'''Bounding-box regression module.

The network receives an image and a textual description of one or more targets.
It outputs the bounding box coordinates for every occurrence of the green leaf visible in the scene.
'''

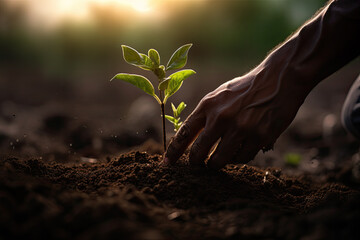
[176,102,186,116]
[139,53,154,70]
[164,69,196,102]
[121,45,143,66]
[166,44,192,71]
[154,65,166,79]
[148,49,160,67]
[171,103,177,116]
[158,77,170,91]
[111,73,155,97]
[175,122,182,131]
[121,45,154,71]
[165,115,176,123]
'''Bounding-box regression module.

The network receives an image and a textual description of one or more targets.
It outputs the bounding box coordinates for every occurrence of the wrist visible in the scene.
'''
[247,55,312,108]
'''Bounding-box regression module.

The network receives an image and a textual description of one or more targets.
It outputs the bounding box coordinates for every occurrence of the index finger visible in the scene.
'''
[164,110,205,165]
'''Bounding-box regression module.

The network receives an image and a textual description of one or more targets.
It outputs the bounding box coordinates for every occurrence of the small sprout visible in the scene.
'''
[284,153,301,167]
[165,102,186,131]
[111,44,196,152]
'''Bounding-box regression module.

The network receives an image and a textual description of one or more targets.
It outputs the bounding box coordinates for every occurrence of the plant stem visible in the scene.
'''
[159,91,167,152]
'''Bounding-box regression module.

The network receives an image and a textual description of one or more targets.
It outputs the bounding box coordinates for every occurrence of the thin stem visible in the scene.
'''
[159,91,167,152]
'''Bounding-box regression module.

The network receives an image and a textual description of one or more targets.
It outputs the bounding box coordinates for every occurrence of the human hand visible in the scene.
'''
[163,0,360,170]
[164,65,308,169]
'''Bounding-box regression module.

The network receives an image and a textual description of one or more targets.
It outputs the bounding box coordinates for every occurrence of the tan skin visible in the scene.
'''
[164,0,360,169]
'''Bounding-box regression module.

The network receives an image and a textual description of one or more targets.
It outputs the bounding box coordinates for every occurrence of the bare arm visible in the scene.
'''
[164,0,360,169]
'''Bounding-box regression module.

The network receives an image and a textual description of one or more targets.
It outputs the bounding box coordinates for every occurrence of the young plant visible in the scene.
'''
[110,44,195,152]
[165,102,186,132]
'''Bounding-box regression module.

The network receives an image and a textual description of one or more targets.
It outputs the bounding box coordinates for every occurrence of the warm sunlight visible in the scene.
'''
[92,0,152,13]
[128,0,152,12]
[4,0,209,30]
[5,0,161,29]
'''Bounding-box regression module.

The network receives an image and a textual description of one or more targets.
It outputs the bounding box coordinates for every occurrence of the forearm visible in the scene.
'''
[286,0,359,87]
[248,0,360,106]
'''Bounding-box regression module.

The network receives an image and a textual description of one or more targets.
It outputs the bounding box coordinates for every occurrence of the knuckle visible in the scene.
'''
[198,93,215,109]
[198,98,210,110]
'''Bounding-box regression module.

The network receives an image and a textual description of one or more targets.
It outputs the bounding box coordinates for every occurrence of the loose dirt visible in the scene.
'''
[1,151,360,239]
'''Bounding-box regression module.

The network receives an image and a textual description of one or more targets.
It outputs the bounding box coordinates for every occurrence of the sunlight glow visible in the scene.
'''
[129,0,152,12]
[92,0,152,13]
[5,0,207,29]
[6,0,154,29]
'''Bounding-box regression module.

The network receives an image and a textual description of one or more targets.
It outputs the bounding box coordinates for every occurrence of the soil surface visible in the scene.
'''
[1,150,360,240]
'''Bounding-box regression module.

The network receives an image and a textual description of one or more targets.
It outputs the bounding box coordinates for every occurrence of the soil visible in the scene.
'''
[1,149,360,239]
[1,63,360,239]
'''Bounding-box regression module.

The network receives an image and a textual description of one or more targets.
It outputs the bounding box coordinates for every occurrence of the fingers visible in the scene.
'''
[207,135,260,170]
[165,111,205,165]
[231,138,260,165]
[188,128,220,167]
[207,133,241,170]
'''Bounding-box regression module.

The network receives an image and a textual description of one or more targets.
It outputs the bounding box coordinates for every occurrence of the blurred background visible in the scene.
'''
[1,0,359,174]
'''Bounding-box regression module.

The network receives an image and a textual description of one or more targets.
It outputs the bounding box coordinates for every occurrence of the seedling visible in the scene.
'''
[165,102,186,132]
[111,44,195,152]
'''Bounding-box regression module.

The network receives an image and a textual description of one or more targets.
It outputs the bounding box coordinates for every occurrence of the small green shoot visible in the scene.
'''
[111,44,196,152]
[284,153,301,167]
[165,102,186,132]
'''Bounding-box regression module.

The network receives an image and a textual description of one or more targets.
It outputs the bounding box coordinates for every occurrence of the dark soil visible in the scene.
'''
[1,150,360,240]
